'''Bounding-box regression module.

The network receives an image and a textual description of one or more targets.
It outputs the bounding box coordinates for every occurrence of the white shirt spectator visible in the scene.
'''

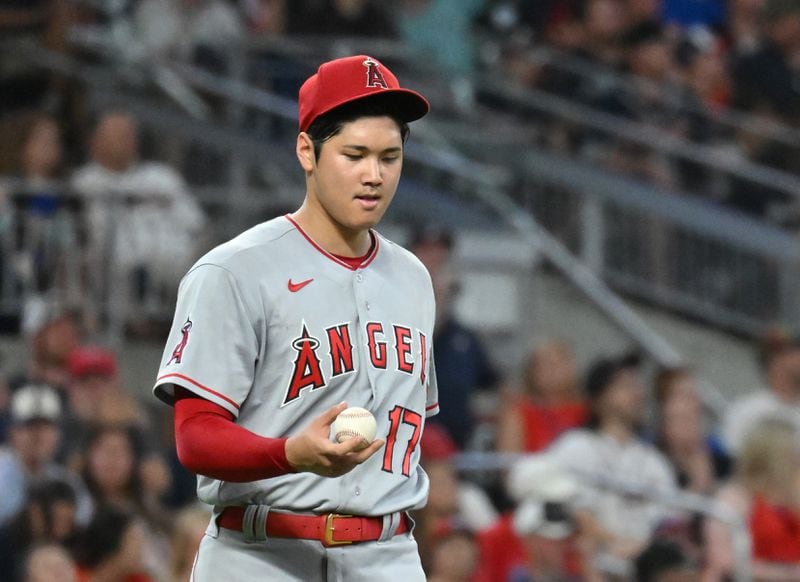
[721,389,800,455]
[71,160,206,289]
[458,482,498,532]
[548,428,678,543]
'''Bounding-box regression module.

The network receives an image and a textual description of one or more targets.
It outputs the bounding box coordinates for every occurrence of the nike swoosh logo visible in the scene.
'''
[288,278,314,292]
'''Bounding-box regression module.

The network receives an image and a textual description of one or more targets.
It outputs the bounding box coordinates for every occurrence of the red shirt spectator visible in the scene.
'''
[496,339,587,453]
[750,495,800,563]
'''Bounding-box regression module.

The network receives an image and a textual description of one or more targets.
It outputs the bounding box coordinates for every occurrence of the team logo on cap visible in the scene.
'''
[363,57,388,89]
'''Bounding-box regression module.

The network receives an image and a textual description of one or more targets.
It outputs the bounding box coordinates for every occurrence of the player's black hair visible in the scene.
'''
[305,96,411,160]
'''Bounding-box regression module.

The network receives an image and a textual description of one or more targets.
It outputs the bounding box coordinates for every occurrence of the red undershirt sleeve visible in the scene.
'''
[173,386,297,481]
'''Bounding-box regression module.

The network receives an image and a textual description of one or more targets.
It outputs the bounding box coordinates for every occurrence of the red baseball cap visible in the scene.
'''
[420,422,458,461]
[67,346,118,379]
[298,55,430,132]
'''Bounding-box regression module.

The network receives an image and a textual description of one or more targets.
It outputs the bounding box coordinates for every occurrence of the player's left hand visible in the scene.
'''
[285,402,385,477]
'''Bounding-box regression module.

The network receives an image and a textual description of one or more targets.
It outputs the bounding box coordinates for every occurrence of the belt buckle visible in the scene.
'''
[323,513,353,546]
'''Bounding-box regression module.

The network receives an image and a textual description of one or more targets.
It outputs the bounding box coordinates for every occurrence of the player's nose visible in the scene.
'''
[362,157,383,186]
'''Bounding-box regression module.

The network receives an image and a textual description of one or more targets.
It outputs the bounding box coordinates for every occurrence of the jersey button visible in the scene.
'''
[355,486,361,496]
[365,302,371,311]
[356,273,364,283]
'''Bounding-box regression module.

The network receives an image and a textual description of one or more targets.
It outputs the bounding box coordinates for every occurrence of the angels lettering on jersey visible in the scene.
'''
[285,320,428,406]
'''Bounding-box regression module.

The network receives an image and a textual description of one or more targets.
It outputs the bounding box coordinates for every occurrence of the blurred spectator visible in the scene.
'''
[0,114,82,337]
[0,112,66,200]
[152,398,198,509]
[81,424,161,518]
[727,0,762,49]
[410,227,500,450]
[60,345,151,469]
[547,351,678,578]
[409,224,454,275]
[62,344,173,522]
[239,0,286,34]
[24,310,84,389]
[72,504,155,582]
[653,367,731,495]
[414,423,498,572]
[167,503,209,582]
[0,478,80,582]
[635,537,698,582]
[539,0,624,55]
[575,20,681,193]
[133,0,245,64]
[721,328,800,455]
[22,542,78,582]
[506,0,578,38]
[725,0,800,221]
[0,384,88,525]
[626,0,663,27]
[426,527,479,582]
[730,0,800,124]
[623,20,680,89]
[671,27,731,194]
[577,0,630,67]
[702,418,800,581]
[476,453,586,581]
[423,423,498,528]
[81,424,171,581]
[70,111,207,334]
[674,28,730,111]
[496,338,587,454]
[286,0,396,37]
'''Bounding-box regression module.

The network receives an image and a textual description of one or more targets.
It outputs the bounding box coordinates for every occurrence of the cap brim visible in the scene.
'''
[303,89,430,132]
[373,89,430,123]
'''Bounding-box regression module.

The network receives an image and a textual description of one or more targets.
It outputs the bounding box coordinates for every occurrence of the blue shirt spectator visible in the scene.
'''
[433,317,499,449]
[662,0,726,29]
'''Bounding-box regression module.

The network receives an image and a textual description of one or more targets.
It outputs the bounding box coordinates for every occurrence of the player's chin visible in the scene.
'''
[348,206,388,229]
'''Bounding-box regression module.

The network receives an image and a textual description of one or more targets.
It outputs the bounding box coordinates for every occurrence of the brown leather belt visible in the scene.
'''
[217,506,409,547]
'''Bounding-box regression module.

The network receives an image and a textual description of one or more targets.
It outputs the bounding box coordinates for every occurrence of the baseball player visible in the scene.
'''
[153,55,437,581]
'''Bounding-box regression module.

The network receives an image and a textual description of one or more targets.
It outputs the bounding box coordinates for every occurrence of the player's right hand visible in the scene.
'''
[284,402,385,477]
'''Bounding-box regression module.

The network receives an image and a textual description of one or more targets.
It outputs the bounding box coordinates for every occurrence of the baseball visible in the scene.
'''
[333,407,377,450]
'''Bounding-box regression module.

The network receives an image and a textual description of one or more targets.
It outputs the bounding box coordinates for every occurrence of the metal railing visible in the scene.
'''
[517,147,800,339]
[0,188,85,329]
[515,43,800,150]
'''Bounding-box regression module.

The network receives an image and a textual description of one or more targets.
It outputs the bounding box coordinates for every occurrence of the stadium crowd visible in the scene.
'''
[1,0,800,581]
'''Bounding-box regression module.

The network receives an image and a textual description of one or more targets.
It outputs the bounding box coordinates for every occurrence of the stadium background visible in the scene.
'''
[1,0,799,580]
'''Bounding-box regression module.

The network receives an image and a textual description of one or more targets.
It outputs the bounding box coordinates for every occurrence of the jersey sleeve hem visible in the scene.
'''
[154,373,241,418]
[425,402,439,417]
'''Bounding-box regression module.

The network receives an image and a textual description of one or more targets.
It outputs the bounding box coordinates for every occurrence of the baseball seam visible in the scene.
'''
[340,412,373,418]
[336,429,370,442]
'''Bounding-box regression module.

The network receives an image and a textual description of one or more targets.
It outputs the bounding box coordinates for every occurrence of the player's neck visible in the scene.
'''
[290,205,373,257]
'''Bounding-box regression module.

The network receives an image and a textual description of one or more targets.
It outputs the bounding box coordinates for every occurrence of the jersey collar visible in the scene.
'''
[284,214,380,271]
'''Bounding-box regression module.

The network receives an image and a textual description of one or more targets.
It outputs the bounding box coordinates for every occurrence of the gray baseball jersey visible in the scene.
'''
[153,216,439,516]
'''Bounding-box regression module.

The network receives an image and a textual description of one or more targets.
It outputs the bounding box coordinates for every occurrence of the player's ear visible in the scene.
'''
[296,132,315,172]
